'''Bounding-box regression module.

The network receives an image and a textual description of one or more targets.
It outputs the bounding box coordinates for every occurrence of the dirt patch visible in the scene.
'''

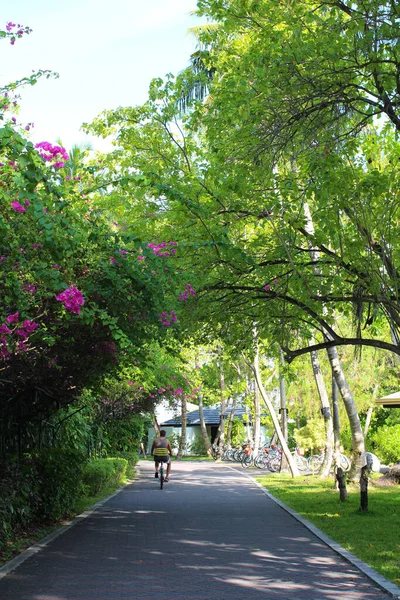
[374,464,400,487]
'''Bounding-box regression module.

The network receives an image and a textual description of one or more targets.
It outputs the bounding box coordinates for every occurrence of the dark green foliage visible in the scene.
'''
[82,457,128,495]
[101,414,145,455]
[370,425,400,464]
[34,448,87,520]
[0,458,39,550]
[113,451,139,478]
[0,449,85,550]
[189,434,208,455]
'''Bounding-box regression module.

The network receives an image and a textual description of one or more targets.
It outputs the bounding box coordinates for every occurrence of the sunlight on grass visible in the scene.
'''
[256,473,400,584]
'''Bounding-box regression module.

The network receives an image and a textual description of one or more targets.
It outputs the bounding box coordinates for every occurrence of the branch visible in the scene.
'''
[282,337,400,362]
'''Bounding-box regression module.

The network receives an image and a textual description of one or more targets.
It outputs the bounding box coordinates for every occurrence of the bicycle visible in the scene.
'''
[307,452,351,473]
[159,461,165,489]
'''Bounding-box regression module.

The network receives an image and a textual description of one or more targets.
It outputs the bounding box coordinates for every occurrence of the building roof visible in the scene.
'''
[376,391,400,408]
[160,405,250,427]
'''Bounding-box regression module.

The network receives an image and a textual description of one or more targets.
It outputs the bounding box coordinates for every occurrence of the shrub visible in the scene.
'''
[189,434,208,455]
[82,457,127,495]
[113,451,138,478]
[370,424,400,464]
[0,458,40,550]
[105,457,128,485]
[34,448,86,521]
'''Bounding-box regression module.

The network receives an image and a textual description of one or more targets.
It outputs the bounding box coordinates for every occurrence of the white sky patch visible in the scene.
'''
[0,0,199,149]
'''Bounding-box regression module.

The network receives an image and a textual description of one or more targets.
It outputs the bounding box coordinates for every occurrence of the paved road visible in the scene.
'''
[0,461,394,600]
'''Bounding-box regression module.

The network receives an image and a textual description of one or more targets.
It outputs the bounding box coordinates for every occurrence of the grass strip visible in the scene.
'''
[256,473,400,585]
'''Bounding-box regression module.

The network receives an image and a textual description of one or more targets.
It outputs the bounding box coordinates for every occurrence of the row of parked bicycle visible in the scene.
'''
[212,442,352,473]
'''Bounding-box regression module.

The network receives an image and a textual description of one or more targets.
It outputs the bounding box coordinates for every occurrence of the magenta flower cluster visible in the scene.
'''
[158,310,177,327]
[148,241,177,257]
[6,22,30,44]
[22,283,36,295]
[11,201,26,213]
[35,142,69,169]
[56,286,85,314]
[179,284,195,301]
[264,279,279,292]
[0,312,38,359]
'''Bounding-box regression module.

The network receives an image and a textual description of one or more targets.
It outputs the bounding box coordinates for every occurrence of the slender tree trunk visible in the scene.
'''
[214,348,227,459]
[253,349,261,455]
[279,351,288,442]
[364,384,379,437]
[245,400,252,443]
[176,396,187,460]
[226,395,237,449]
[198,392,212,456]
[363,405,374,438]
[310,346,333,477]
[152,414,160,437]
[326,345,365,480]
[250,356,299,477]
[360,465,370,512]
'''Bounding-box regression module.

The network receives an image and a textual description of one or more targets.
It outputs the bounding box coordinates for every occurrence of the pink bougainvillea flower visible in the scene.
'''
[6,312,19,324]
[15,329,28,339]
[56,285,85,315]
[110,257,116,264]
[0,324,11,335]
[22,283,36,295]
[264,285,270,291]
[22,319,38,333]
[127,381,135,386]
[11,201,26,213]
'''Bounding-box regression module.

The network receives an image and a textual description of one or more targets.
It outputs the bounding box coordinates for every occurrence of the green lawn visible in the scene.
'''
[256,473,400,585]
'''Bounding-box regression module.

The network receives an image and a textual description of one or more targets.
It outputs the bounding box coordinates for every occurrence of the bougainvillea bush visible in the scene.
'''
[0,23,192,451]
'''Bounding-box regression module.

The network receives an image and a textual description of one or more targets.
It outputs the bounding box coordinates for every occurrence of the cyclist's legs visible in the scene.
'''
[166,456,171,478]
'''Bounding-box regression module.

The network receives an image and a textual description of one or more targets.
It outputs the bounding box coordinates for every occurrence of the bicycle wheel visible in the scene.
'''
[307,455,323,471]
[241,455,252,468]
[340,454,351,472]
[160,465,164,490]
[294,454,308,472]
[254,454,267,469]
[268,456,281,472]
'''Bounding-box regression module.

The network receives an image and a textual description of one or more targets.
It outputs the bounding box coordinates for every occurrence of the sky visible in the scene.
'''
[1,0,200,150]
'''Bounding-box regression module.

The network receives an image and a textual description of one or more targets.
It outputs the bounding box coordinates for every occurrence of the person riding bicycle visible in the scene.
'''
[151,430,172,482]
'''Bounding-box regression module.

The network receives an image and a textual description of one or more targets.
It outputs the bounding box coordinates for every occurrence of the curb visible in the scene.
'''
[0,470,140,581]
[231,466,400,599]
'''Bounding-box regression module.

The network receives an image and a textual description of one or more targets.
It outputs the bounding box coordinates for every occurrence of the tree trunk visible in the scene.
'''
[253,350,261,455]
[152,414,160,437]
[363,405,374,437]
[336,467,348,501]
[214,348,227,459]
[279,349,288,442]
[332,376,346,496]
[198,392,212,456]
[360,465,369,512]
[176,396,187,460]
[310,346,333,477]
[326,345,365,480]
[251,356,300,477]
[226,395,237,449]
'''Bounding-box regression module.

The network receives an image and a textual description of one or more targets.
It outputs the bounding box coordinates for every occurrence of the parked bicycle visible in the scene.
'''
[307,452,351,472]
